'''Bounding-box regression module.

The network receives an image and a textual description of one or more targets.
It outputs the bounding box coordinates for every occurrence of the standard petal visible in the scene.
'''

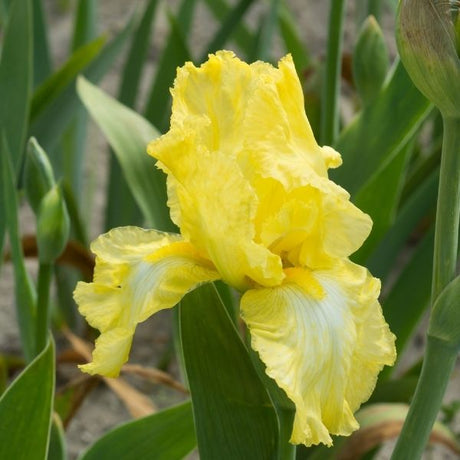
[146,51,348,290]
[73,226,220,377]
[149,125,283,290]
[240,262,395,446]
[254,178,372,268]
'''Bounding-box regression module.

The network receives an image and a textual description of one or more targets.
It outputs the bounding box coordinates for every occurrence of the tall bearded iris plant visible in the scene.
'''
[74,51,396,447]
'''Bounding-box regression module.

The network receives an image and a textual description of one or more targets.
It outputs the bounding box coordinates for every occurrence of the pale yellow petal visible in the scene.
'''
[73,226,220,377]
[74,282,122,331]
[90,226,182,263]
[79,327,133,377]
[240,261,396,446]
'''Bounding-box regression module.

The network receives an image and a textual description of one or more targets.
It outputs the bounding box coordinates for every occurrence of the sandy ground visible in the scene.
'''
[1,0,459,458]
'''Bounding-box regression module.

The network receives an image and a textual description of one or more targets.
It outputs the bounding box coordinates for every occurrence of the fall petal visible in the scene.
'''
[240,262,396,446]
[74,226,220,376]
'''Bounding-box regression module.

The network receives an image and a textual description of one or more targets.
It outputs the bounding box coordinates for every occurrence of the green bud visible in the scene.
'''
[353,15,389,105]
[429,275,460,350]
[24,138,55,214]
[397,0,460,117]
[37,184,70,264]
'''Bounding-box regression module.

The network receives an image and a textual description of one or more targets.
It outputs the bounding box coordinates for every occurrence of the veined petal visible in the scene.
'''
[73,226,220,376]
[240,261,395,446]
[149,126,283,290]
[79,328,133,378]
[254,177,372,268]
[241,55,341,188]
[146,51,347,289]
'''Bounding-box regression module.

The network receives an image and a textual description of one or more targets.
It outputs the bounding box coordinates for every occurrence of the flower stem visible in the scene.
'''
[35,262,53,355]
[391,337,457,459]
[391,116,460,459]
[431,117,460,302]
[320,0,346,146]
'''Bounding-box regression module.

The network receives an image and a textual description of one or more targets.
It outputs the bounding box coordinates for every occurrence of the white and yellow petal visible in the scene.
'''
[240,261,396,446]
[73,226,220,377]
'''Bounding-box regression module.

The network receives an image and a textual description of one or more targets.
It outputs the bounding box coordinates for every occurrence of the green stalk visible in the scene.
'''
[431,117,460,302]
[320,0,346,146]
[367,0,381,20]
[391,338,457,459]
[35,262,53,355]
[391,116,460,458]
[255,0,280,61]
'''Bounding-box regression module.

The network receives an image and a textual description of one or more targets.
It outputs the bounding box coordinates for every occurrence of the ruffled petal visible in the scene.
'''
[240,261,395,446]
[73,226,220,376]
[79,328,133,378]
[254,177,372,268]
[149,122,283,290]
[240,55,340,188]
[146,51,349,289]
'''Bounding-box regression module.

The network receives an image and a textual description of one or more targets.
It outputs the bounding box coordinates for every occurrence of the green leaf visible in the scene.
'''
[104,0,160,230]
[119,0,159,108]
[252,0,281,61]
[179,284,278,459]
[61,0,98,202]
[278,4,310,73]
[201,0,255,60]
[32,0,52,86]
[47,415,67,460]
[370,376,419,404]
[29,15,134,155]
[143,0,195,131]
[202,0,255,53]
[30,36,106,122]
[367,168,438,281]
[383,227,434,360]
[71,0,97,51]
[353,139,413,263]
[248,347,296,459]
[1,134,36,361]
[332,61,432,195]
[0,0,32,173]
[61,179,88,245]
[0,339,55,460]
[79,402,196,460]
[77,76,172,230]
[320,0,346,145]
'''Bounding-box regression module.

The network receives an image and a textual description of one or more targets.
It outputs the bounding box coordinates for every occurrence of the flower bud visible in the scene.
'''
[24,138,55,214]
[37,184,70,264]
[396,0,460,117]
[353,16,389,105]
[429,275,460,350]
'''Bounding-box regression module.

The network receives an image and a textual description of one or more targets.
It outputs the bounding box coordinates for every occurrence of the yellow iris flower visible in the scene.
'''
[74,51,396,447]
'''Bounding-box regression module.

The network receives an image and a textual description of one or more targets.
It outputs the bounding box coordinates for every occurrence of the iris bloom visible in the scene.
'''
[74,51,396,447]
